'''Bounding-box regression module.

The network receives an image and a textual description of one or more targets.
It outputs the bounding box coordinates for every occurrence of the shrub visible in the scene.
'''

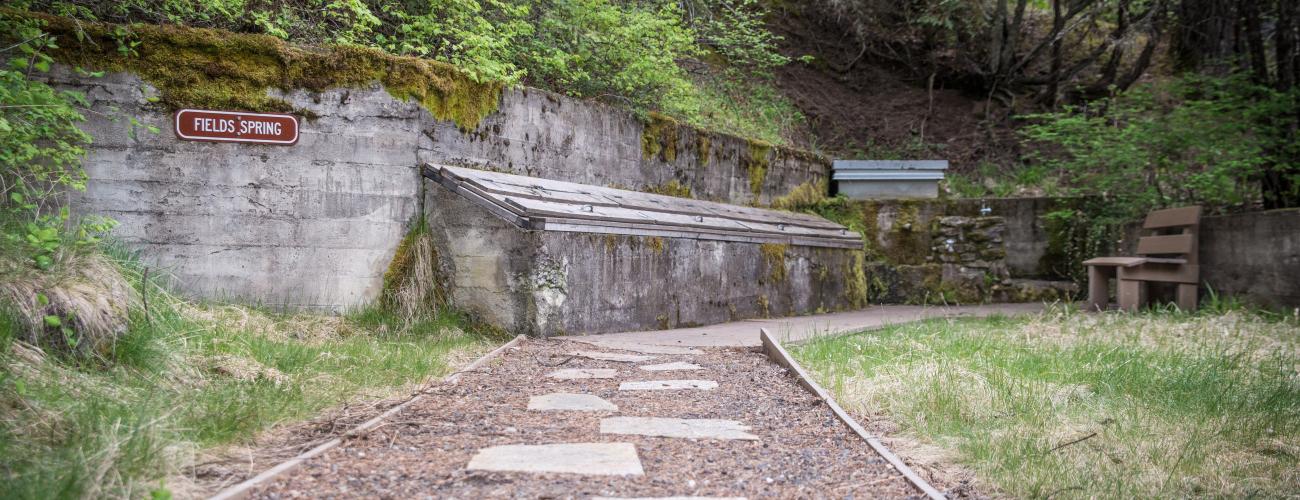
[1021,74,1287,220]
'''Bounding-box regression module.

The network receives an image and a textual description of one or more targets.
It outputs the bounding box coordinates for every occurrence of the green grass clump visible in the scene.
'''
[0,244,493,499]
[793,306,1300,498]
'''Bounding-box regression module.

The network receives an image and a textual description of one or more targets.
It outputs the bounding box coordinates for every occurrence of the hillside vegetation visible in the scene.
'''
[774,0,1298,215]
[10,0,809,145]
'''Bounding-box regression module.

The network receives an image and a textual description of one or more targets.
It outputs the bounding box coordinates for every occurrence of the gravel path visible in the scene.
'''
[250,339,918,498]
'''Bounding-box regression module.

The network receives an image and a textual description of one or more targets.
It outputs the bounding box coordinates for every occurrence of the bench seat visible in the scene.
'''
[1083,256,1188,267]
[1085,205,1201,312]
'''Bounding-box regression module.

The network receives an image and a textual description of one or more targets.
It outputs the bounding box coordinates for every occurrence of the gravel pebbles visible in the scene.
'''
[250,339,919,498]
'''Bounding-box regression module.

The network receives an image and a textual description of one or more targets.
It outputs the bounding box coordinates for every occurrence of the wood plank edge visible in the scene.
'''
[207,335,528,500]
[759,328,947,500]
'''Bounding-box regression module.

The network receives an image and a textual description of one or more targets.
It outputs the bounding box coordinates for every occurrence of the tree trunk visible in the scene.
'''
[1117,0,1165,91]
[1278,0,1297,91]
[1241,0,1271,84]
[1046,0,1064,107]
[990,0,1008,76]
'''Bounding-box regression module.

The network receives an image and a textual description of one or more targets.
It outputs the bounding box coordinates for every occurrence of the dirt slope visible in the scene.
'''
[769,4,1022,173]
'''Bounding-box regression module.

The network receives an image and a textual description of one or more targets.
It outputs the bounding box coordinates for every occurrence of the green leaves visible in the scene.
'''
[2,12,105,271]
[1021,73,1284,220]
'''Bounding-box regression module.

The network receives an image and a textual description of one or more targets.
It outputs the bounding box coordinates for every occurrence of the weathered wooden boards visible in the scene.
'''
[423,163,861,249]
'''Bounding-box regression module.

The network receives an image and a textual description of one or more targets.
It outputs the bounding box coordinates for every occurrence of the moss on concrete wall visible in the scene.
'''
[759,243,788,283]
[644,180,692,198]
[745,139,772,200]
[640,112,680,162]
[28,11,501,130]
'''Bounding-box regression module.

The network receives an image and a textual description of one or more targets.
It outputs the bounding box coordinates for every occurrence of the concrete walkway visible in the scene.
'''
[561,303,1045,348]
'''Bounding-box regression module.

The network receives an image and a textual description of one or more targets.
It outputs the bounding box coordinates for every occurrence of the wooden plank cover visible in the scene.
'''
[1142,206,1202,229]
[447,164,841,230]
[424,163,861,248]
[1136,233,1195,255]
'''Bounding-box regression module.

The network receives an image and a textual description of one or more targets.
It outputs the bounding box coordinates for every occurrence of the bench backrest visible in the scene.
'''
[1136,206,1201,263]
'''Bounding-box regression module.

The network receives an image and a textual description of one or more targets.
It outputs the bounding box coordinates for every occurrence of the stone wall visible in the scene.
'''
[58,69,426,310]
[821,197,1079,305]
[50,66,829,310]
[860,197,1074,279]
[1121,208,1300,308]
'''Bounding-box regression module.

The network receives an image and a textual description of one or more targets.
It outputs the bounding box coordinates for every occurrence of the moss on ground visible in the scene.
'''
[25,11,501,130]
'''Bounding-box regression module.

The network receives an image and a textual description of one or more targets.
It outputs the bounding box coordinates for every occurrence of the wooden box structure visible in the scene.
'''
[422,164,866,336]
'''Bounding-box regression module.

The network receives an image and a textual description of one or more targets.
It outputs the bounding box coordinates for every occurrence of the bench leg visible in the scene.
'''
[1176,284,1198,311]
[1117,278,1147,312]
[1086,266,1112,311]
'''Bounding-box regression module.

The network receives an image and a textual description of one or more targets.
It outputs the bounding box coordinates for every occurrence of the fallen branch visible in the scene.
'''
[1048,431,1098,453]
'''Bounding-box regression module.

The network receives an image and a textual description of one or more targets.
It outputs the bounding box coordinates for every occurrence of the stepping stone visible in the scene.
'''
[547,368,617,379]
[579,340,699,355]
[593,497,747,500]
[601,417,759,440]
[466,443,643,475]
[619,380,718,391]
[572,351,656,363]
[639,361,703,372]
[528,393,618,411]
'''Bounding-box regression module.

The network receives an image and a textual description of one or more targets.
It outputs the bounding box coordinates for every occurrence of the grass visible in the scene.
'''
[0,244,497,499]
[792,306,1300,498]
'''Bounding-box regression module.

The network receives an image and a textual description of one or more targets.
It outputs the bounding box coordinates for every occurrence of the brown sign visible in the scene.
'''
[174,109,299,145]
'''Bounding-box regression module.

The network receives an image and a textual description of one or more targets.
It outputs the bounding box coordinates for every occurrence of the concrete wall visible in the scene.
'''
[51,66,830,310]
[1122,208,1300,308]
[56,68,425,309]
[424,89,828,206]
[424,179,863,336]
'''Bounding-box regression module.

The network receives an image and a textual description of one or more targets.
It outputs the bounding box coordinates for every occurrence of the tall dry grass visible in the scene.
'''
[794,306,1300,498]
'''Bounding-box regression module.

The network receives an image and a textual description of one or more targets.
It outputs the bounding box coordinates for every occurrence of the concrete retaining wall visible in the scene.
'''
[50,66,829,310]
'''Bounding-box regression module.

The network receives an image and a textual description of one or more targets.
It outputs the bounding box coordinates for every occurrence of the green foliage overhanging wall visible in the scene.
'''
[14,10,503,130]
[12,0,805,144]
[0,12,112,272]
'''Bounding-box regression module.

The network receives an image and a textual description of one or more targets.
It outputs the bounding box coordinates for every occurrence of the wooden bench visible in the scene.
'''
[1083,206,1202,311]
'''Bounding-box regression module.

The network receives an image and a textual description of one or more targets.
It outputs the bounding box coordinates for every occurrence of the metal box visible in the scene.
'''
[832,160,948,199]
